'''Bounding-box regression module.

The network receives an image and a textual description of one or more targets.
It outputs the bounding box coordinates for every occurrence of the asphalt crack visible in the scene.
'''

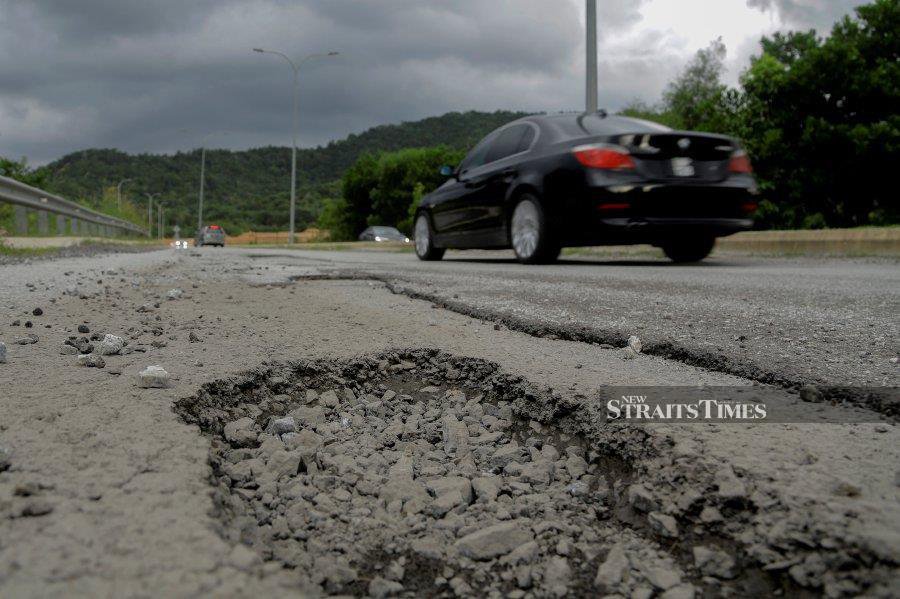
[288,270,898,418]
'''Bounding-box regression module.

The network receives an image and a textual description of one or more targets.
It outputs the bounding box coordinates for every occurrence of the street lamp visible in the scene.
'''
[586,0,598,113]
[117,179,131,210]
[253,47,339,244]
[157,201,164,240]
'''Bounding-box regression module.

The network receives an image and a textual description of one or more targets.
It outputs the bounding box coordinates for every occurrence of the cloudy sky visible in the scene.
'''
[0,0,866,164]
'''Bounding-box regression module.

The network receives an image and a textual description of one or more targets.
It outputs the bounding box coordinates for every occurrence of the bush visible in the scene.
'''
[319,146,465,240]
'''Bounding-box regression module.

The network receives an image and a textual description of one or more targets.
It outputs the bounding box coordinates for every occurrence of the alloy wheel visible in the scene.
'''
[511,200,540,260]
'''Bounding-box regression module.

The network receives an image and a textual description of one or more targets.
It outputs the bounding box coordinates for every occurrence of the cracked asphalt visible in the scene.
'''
[0,245,897,597]
[238,248,900,394]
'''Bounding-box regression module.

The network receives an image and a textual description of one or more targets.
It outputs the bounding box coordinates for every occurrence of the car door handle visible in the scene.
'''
[497,168,517,179]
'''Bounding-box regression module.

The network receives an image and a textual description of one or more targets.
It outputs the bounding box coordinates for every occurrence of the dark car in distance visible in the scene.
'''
[414,112,758,263]
[358,226,411,243]
[195,225,226,247]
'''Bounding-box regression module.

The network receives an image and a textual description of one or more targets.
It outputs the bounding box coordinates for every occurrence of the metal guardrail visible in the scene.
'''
[0,174,147,237]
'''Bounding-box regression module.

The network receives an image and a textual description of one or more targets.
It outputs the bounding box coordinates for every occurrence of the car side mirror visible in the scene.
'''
[440,165,456,178]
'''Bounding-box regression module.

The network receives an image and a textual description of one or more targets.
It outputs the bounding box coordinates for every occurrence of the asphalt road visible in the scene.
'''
[0,245,897,597]
[241,247,900,394]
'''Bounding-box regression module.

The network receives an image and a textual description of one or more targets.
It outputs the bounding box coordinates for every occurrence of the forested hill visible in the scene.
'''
[39,110,528,233]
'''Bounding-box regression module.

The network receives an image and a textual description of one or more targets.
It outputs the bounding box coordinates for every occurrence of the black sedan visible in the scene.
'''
[414,112,758,263]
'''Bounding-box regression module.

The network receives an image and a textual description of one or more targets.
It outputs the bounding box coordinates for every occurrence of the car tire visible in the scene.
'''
[662,236,716,263]
[414,213,445,261]
[510,195,559,264]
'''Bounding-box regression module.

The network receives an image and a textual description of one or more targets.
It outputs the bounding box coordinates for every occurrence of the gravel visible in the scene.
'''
[76,354,106,368]
[175,350,801,598]
[138,365,170,388]
[98,334,125,356]
[627,335,643,353]
[65,337,94,354]
[0,242,161,267]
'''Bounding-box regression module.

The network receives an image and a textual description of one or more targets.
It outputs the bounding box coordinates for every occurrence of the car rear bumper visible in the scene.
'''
[554,181,757,245]
[598,216,752,236]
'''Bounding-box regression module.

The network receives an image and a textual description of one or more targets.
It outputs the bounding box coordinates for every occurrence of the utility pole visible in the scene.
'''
[198,146,206,233]
[586,0,599,113]
[146,193,159,239]
[183,129,223,233]
[117,179,131,210]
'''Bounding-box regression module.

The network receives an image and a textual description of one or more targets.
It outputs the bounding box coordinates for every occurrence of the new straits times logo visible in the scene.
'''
[600,386,890,424]
[607,394,768,421]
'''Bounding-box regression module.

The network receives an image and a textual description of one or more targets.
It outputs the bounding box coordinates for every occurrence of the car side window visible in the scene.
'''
[484,125,532,164]
[517,126,536,153]
[459,134,495,174]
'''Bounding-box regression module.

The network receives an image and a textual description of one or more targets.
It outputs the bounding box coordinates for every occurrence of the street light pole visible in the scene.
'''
[117,179,131,210]
[253,48,339,244]
[158,202,164,240]
[586,0,598,113]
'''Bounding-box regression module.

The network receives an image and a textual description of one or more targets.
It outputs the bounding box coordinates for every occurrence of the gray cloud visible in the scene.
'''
[745,0,868,31]
[0,0,858,165]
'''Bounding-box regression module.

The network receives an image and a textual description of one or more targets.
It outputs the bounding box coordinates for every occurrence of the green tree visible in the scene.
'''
[369,147,464,233]
[0,156,47,187]
[740,0,900,227]
[662,38,737,132]
[319,146,464,240]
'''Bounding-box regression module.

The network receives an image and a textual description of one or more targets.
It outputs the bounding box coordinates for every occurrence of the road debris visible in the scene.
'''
[627,335,643,353]
[176,351,722,597]
[138,365,170,388]
[77,354,106,368]
[65,337,93,354]
[98,334,125,356]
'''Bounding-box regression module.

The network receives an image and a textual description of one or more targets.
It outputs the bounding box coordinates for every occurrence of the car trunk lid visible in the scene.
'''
[615,133,736,182]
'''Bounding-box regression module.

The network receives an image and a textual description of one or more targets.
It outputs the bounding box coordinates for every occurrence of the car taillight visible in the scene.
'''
[597,203,631,212]
[729,151,753,174]
[573,144,636,170]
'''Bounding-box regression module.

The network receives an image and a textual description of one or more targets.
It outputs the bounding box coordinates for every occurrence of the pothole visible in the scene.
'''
[174,349,889,598]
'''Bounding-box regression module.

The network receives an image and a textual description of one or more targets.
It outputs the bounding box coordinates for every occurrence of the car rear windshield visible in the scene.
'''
[543,114,671,141]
